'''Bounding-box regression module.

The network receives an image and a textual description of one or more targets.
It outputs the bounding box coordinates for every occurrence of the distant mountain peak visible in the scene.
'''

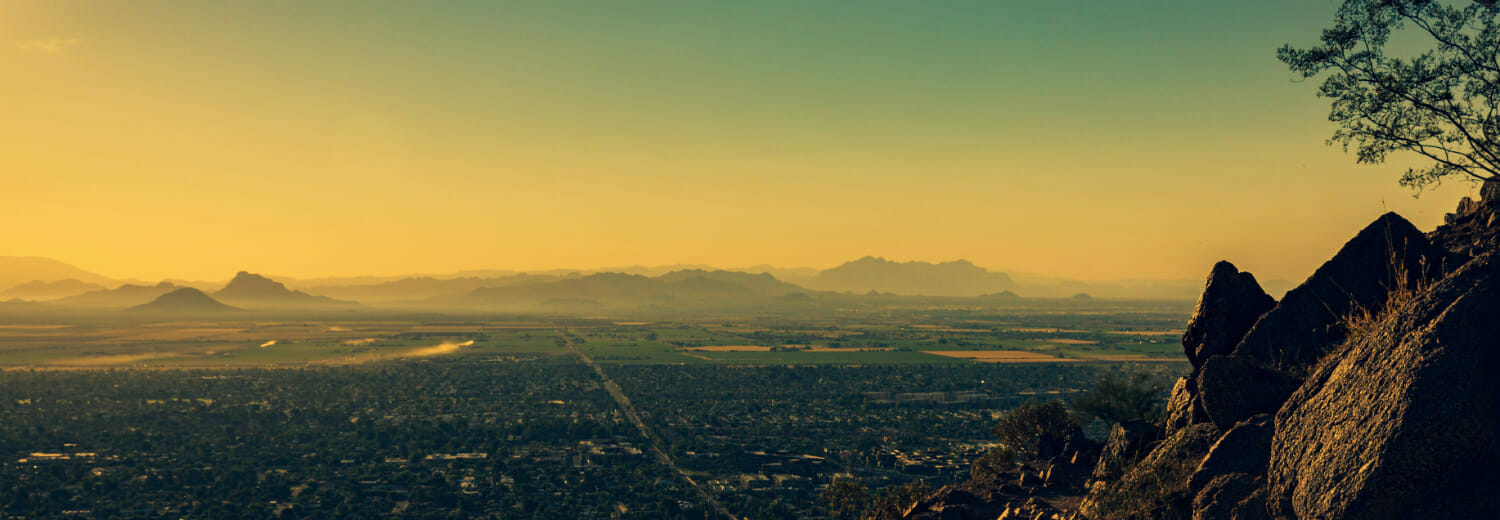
[214,271,353,308]
[130,288,240,313]
[810,257,1013,297]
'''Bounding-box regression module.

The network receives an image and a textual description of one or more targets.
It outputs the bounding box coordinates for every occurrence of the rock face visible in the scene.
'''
[1195,357,1298,433]
[1267,252,1500,520]
[1188,414,1273,495]
[1164,377,1198,434]
[1181,261,1276,368]
[1091,420,1162,481]
[1233,212,1441,371]
[1079,423,1219,520]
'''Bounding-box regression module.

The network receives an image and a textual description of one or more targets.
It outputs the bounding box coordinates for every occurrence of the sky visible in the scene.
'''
[0,0,1482,282]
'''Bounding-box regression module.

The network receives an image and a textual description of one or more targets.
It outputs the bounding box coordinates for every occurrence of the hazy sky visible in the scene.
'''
[1,1,1480,282]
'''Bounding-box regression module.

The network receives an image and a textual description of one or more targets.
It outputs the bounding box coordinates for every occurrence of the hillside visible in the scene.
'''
[0,279,107,301]
[807,257,1016,296]
[0,257,115,290]
[130,288,240,313]
[213,272,356,309]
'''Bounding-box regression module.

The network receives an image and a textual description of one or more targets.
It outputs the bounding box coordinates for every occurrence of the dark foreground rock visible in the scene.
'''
[1233,212,1441,371]
[1195,357,1297,433]
[1091,420,1162,482]
[1267,252,1500,520]
[1163,376,1204,435]
[1079,423,1219,520]
[1187,414,1272,496]
[1181,261,1275,368]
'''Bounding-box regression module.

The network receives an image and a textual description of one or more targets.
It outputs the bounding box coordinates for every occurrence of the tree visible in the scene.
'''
[818,479,871,520]
[1069,370,1168,425]
[989,400,1079,461]
[1280,0,1500,189]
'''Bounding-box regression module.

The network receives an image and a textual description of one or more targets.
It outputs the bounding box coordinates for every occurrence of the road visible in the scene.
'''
[558,329,738,520]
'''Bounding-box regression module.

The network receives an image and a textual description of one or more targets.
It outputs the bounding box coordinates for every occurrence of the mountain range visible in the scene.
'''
[454,270,808,310]
[0,256,116,291]
[0,279,107,301]
[802,256,1016,296]
[0,255,1268,309]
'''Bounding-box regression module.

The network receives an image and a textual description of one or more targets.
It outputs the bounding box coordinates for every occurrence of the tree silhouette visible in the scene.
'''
[1280,0,1500,189]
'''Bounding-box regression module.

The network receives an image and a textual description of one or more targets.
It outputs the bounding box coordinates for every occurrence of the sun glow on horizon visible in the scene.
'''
[0,0,1477,283]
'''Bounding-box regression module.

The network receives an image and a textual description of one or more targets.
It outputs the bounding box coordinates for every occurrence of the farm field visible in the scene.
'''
[0,299,1193,368]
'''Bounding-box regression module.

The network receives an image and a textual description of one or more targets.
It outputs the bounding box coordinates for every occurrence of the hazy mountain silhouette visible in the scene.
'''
[304,273,568,303]
[213,272,356,309]
[0,256,115,290]
[457,270,807,309]
[805,257,1016,297]
[0,279,107,301]
[56,282,182,308]
[130,288,240,313]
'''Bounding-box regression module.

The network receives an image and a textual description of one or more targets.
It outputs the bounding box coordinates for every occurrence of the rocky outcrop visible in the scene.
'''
[1079,423,1219,520]
[1266,252,1500,520]
[1187,414,1272,496]
[1191,473,1258,520]
[903,435,1099,520]
[1091,420,1162,481]
[1163,376,1200,434]
[901,206,1500,520]
[1233,212,1441,371]
[1195,357,1297,432]
[1181,261,1276,368]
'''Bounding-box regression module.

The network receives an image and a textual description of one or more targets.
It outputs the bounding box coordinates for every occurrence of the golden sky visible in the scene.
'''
[0,1,1476,282]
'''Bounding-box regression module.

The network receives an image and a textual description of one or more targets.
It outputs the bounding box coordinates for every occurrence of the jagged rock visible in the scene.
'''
[1182,261,1276,368]
[1188,414,1273,495]
[1457,196,1481,215]
[1091,419,1162,481]
[1165,376,1210,435]
[1233,212,1441,371]
[1191,473,1257,520]
[1079,423,1219,520]
[1196,357,1297,432]
[1267,252,1500,519]
[1043,457,1093,492]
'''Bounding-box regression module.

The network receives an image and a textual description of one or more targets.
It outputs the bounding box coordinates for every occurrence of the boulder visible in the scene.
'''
[1232,212,1441,371]
[1191,473,1257,520]
[1267,252,1500,519]
[1079,423,1219,520]
[1091,419,1163,481]
[1043,458,1093,492]
[1182,261,1276,368]
[1165,376,1210,435]
[1187,414,1273,495]
[1196,357,1297,433]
